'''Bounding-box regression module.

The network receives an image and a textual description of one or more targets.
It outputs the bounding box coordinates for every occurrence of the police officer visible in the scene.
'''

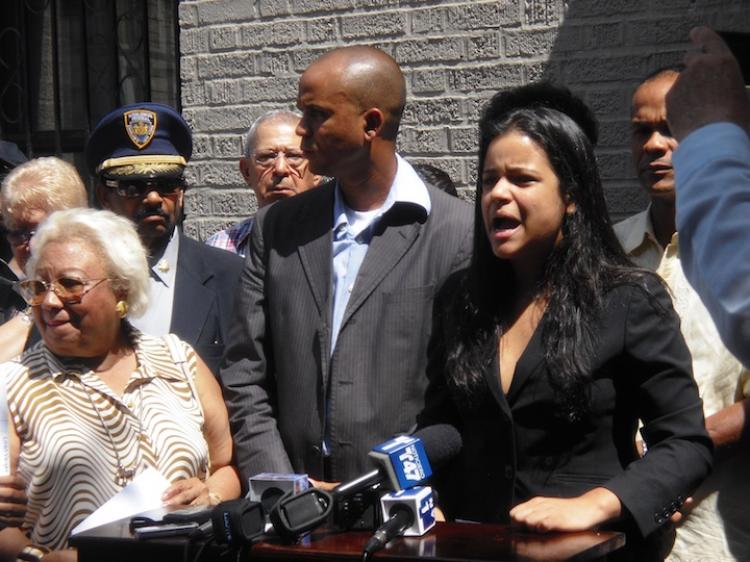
[86,103,242,375]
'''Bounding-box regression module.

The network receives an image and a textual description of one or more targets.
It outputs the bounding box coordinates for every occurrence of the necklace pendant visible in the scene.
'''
[115,466,135,487]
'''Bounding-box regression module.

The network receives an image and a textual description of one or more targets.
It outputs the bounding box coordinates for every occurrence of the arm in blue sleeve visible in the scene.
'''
[675,122,750,367]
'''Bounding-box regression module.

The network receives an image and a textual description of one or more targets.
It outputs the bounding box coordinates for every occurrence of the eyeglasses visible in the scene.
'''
[105,178,184,199]
[6,228,36,246]
[15,277,112,306]
[253,150,306,169]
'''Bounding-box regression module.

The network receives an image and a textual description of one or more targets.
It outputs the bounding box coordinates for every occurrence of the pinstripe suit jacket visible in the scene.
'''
[220,178,473,486]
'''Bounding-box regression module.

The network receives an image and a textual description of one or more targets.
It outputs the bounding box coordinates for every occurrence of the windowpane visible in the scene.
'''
[0,0,178,170]
[116,0,147,103]
[26,5,55,133]
[56,0,87,130]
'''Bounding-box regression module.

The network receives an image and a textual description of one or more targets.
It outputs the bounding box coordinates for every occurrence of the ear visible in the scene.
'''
[363,108,385,141]
[111,279,129,301]
[177,186,185,209]
[565,200,577,215]
[239,157,252,181]
[95,183,111,210]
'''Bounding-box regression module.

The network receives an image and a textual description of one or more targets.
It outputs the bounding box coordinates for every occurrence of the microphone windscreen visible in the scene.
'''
[412,424,462,467]
[211,499,265,545]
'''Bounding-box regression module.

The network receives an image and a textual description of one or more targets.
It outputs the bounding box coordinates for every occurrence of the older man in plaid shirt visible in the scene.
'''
[206,110,320,257]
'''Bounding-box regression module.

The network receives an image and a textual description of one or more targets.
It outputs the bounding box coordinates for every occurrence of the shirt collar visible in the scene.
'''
[619,205,661,255]
[332,154,431,236]
[234,217,254,250]
[40,326,184,385]
[149,230,180,287]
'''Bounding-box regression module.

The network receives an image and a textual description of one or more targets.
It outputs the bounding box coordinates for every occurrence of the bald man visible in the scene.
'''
[220,46,472,488]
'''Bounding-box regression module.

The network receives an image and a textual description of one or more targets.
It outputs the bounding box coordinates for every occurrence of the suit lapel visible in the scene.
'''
[505,323,545,404]
[296,183,335,318]
[294,183,335,384]
[338,208,421,332]
[482,320,546,421]
[483,351,513,422]
[171,234,213,343]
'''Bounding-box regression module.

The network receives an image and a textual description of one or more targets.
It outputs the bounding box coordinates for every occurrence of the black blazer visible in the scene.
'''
[420,279,712,541]
[170,233,243,375]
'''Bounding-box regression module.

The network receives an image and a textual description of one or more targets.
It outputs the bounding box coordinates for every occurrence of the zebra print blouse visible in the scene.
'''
[4,330,209,549]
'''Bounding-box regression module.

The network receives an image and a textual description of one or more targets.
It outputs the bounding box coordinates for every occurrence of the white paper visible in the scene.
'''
[71,467,170,535]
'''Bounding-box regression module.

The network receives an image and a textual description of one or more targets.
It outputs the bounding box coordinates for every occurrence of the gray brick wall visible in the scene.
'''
[178,0,750,240]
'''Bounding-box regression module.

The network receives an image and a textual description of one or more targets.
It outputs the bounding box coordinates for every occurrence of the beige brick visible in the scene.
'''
[178,0,750,230]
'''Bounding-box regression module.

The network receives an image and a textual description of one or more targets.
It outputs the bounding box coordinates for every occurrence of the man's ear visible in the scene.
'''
[363,108,385,141]
[177,186,185,209]
[95,183,111,210]
[239,157,251,181]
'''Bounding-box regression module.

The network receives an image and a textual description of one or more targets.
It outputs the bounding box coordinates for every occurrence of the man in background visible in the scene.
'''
[667,27,750,368]
[206,110,320,257]
[87,102,243,375]
[614,66,749,561]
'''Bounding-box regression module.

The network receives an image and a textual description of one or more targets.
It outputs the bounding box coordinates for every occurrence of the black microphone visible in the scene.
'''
[268,487,333,541]
[210,498,266,545]
[269,425,461,540]
[362,486,436,560]
[159,499,265,546]
[248,473,310,514]
[332,424,461,530]
[362,507,412,561]
[332,424,462,502]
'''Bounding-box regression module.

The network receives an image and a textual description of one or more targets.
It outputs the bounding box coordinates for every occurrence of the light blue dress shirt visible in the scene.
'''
[324,155,431,454]
[329,155,431,354]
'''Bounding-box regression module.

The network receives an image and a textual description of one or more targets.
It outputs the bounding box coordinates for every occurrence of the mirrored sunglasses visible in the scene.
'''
[105,178,184,199]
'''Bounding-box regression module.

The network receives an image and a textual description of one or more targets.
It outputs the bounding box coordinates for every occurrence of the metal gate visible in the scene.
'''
[0,0,179,180]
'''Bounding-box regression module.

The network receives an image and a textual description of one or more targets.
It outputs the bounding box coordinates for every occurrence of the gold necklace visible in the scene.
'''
[80,378,144,487]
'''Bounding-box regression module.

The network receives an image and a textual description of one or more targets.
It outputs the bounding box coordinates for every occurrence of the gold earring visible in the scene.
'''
[115,301,128,318]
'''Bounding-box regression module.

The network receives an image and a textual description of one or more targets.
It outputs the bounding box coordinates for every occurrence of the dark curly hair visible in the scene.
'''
[445,82,654,422]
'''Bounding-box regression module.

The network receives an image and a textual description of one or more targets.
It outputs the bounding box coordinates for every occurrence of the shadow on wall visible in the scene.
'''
[541,0,750,221]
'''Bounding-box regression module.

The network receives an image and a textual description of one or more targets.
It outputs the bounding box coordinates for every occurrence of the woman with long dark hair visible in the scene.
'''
[420,83,712,558]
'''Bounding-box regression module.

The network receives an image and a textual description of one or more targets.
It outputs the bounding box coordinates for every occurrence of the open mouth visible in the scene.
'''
[492,217,521,231]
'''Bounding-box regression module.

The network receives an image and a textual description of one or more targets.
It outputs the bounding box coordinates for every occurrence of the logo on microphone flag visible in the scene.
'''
[370,435,432,490]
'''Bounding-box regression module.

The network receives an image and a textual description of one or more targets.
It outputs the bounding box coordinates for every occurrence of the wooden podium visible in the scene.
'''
[70,515,625,562]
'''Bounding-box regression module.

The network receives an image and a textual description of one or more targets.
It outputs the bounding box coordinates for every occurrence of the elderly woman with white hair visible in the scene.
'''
[0,157,88,359]
[0,208,240,562]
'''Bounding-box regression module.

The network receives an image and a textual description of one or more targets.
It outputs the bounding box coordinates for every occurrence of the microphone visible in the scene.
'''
[332,424,462,501]
[332,424,460,530]
[269,425,461,540]
[362,486,436,560]
[160,499,265,546]
[248,473,310,514]
[268,487,333,541]
[209,499,266,545]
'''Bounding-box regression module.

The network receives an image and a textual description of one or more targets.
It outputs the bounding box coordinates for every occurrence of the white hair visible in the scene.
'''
[26,208,150,318]
[243,110,302,157]
[1,156,87,227]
